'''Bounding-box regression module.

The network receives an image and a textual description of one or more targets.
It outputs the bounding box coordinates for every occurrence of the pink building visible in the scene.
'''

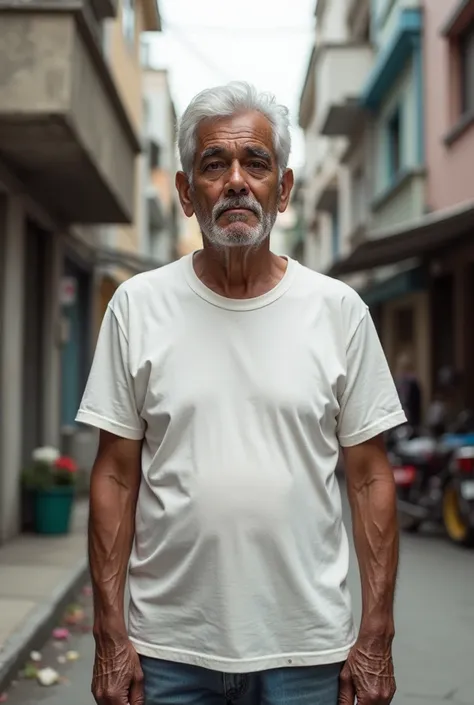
[425,0,474,210]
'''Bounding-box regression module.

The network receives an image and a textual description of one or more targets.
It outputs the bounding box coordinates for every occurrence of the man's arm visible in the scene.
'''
[89,430,144,705]
[339,434,398,705]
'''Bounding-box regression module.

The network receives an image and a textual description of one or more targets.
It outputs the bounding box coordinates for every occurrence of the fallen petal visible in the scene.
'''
[66,650,80,662]
[37,667,60,687]
[52,628,70,641]
[64,609,85,625]
[30,651,42,662]
[57,656,67,665]
[0,693,8,702]
[82,585,93,597]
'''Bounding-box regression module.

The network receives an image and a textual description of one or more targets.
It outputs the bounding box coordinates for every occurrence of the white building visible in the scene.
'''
[299,0,373,281]
[142,63,183,264]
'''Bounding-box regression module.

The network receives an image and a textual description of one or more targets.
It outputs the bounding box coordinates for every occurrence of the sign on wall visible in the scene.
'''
[59,277,77,307]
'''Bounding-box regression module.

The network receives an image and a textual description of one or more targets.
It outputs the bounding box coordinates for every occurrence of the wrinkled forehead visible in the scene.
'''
[195,111,276,161]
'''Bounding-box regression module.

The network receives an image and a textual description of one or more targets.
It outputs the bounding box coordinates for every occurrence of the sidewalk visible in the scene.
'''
[0,499,89,692]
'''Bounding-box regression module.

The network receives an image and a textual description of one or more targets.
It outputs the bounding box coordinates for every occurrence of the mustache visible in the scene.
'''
[213,196,262,221]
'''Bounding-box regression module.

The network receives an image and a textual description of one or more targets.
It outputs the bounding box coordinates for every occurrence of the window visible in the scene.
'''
[387,106,402,180]
[149,140,161,171]
[122,0,136,46]
[331,210,340,260]
[351,167,366,228]
[460,21,474,115]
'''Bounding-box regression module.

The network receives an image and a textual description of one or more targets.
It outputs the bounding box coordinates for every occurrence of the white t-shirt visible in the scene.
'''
[77,253,405,673]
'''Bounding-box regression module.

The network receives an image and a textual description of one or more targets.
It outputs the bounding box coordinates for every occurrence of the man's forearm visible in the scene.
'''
[348,472,399,640]
[89,470,139,635]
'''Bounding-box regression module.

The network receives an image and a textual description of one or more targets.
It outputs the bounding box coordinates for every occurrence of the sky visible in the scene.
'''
[147,0,316,170]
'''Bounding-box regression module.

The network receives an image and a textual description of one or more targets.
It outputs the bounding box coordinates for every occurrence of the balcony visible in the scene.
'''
[371,168,426,232]
[0,3,141,224]
[317,43,374,137]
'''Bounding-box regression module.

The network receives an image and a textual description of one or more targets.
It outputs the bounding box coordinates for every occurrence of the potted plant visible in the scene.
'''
[23,447,78,535]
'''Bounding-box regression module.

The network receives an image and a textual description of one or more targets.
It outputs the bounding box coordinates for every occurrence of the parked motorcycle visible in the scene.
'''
[388,415,474,547]
[441,445,474,546]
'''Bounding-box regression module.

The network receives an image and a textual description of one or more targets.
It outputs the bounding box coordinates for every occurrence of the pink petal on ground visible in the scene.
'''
[52,628,70,641]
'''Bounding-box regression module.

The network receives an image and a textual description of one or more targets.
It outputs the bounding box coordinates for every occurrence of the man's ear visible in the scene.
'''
[176,172,195,217]
[278,168,295,213]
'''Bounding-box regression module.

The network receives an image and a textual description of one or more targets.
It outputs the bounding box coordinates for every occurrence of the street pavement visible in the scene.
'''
[4,486,474,705]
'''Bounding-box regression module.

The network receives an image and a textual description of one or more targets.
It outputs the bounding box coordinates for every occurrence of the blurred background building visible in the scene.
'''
[299,0,474,419]
[1,0,474,544]
[0,0,177,542]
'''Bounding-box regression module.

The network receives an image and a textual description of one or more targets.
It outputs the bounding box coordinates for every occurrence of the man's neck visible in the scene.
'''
[193,241,288,299]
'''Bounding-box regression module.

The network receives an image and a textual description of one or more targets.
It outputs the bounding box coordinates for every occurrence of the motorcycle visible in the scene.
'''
[441,444,474,546]
[388,415,474,547]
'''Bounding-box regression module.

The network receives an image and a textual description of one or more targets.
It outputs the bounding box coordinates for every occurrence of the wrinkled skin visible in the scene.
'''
[339,636,396,705]
[92,631,144,705]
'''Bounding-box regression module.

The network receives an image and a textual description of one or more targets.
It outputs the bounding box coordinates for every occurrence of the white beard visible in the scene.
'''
[194,196,278,250]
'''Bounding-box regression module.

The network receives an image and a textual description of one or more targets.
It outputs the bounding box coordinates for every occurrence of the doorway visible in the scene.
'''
[22,220,48,465]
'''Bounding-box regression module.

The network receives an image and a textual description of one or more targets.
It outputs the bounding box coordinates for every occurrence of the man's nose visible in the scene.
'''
[225,161,249,196]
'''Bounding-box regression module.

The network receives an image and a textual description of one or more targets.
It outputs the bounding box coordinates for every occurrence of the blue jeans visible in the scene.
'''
[140,656,342,705]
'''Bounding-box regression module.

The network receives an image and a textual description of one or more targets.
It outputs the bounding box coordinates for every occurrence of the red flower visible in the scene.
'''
[55,456,78,473]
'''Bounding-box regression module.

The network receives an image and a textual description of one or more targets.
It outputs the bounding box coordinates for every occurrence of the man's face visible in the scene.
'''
[176,111,293,249]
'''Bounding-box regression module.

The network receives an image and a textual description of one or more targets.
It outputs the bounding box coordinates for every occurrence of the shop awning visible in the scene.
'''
[96,245,164,274]
[361,266,427,308]
[329,200,474,277]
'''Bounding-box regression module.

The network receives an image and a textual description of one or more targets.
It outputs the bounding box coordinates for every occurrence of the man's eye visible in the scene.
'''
[249,161,267,169]
[206,162,225,171]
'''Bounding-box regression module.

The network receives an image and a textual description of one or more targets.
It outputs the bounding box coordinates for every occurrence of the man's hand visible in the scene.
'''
[92,631,144,705]
[338,635,396,705]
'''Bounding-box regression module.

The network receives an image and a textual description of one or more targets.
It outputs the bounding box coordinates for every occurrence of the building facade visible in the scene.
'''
[423,0,474,407]
[142,66,183,264]
[300,0,431,408]
[301,0,474,413]
[0,0,161,543]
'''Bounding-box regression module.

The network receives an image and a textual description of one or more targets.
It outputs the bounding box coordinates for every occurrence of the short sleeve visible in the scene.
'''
[337,309,406,447]
[75,305,145,440]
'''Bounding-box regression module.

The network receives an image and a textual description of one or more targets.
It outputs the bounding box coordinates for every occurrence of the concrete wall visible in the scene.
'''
[0,197,25,542]
[316,0,350,42]
[71,23,136,217]
[424,0,474,210]
[0,13,137,223]
[371,171,425,230]
[317,44,374,132]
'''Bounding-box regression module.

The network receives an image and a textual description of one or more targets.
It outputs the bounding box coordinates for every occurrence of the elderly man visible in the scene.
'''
[77,82,405,705]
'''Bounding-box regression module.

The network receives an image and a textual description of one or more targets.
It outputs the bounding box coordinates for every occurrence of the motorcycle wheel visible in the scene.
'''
[442,483,474,547]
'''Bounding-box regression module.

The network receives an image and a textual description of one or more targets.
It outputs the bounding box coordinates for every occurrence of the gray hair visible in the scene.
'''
[178,81,291,179]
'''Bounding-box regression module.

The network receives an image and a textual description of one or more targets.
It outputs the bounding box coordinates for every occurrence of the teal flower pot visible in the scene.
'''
[34,486,75,535]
